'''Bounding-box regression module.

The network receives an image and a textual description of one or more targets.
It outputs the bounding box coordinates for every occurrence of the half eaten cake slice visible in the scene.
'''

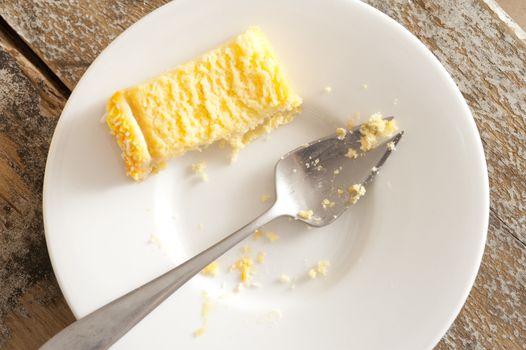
[106,26,302,181]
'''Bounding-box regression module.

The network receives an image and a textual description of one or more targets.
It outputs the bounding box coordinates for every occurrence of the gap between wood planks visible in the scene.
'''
[491,207,526,249]
[0,15,71,98]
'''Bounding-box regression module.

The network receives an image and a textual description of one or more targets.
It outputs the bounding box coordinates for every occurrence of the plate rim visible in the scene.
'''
[42,0,490,348]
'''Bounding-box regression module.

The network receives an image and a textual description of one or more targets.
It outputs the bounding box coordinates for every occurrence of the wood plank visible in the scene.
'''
[0,0,525,348]
[2,278,75,350]
[0,28,74,349]
[436,212,526,349]
[0,0,167,90]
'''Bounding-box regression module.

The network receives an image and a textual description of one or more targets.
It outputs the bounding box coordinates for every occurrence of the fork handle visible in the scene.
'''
[40,203,285,350]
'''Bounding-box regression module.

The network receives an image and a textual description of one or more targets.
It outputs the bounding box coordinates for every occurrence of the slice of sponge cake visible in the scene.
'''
[106,26,302,180]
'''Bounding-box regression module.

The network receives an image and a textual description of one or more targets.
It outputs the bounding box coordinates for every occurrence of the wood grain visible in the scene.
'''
[0,0,525,349]
[0,28,74,349]
[0,0,166,90]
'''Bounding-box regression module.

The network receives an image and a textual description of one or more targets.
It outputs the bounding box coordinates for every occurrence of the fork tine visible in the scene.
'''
[362,131,404,187]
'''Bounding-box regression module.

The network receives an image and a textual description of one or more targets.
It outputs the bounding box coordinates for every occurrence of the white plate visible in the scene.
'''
[43,0,489,349]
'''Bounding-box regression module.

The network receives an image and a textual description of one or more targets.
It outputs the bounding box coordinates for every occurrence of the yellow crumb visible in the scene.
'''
[265,231,280,242]
[231,256,254,283]
[316,260,331,276]
[243,245,252,255]
[191,162,208,182]
[260,194,272,202]
[253,229,265,240]
[193,292,212,337]
[279,274,291,284]
[321,199,335,209]
[298,210,314,220]
[193,327,206,337]
[307,260,331,279]
[337,188,344,197]
[256,252,266,264]
[335,127,347,140]
[253,229,279,242]
[201,261,219,277]
[345,148,358,159]
[359,113,398,151]
[348,184,366,204]
[362,83,368,90]
[387,141,396,151]
[201,293,212,317]
[324,86,332,93]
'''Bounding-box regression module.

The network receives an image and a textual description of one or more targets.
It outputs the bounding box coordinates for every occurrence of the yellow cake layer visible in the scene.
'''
[107,26,302,180]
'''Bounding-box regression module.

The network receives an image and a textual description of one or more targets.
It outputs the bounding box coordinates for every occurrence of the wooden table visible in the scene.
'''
[0,1,524,349]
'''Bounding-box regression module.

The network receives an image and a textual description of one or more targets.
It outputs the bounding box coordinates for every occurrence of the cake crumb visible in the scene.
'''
[335,127,347,140]
[362,83,368,90]
[298,210,314,220]
[253,229,264,240]
[198,223,204,231]
[279,274,291,284]
[231,256,254,283]
[345,148,358,159]
[260,193,272,202]
[254,229,279,242]
[324,86,332,93]
[333,168,340,175]
[393,98,399,105]
[256,252,266,264]
[307,260,331,279]
[193,327,206,337]
[265,231,280,242]
[316,260,331,276]
[337,188,344,197]
[359,113,398,151]
[191,162,208,182]
[193,292,212,337]
[321,198,335,209]
[348,184,366,204]
[387,141,396,151]
[201,261,219,277]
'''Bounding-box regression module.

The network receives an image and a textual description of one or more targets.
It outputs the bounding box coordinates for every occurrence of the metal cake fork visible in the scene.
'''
[41,119,404,350]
